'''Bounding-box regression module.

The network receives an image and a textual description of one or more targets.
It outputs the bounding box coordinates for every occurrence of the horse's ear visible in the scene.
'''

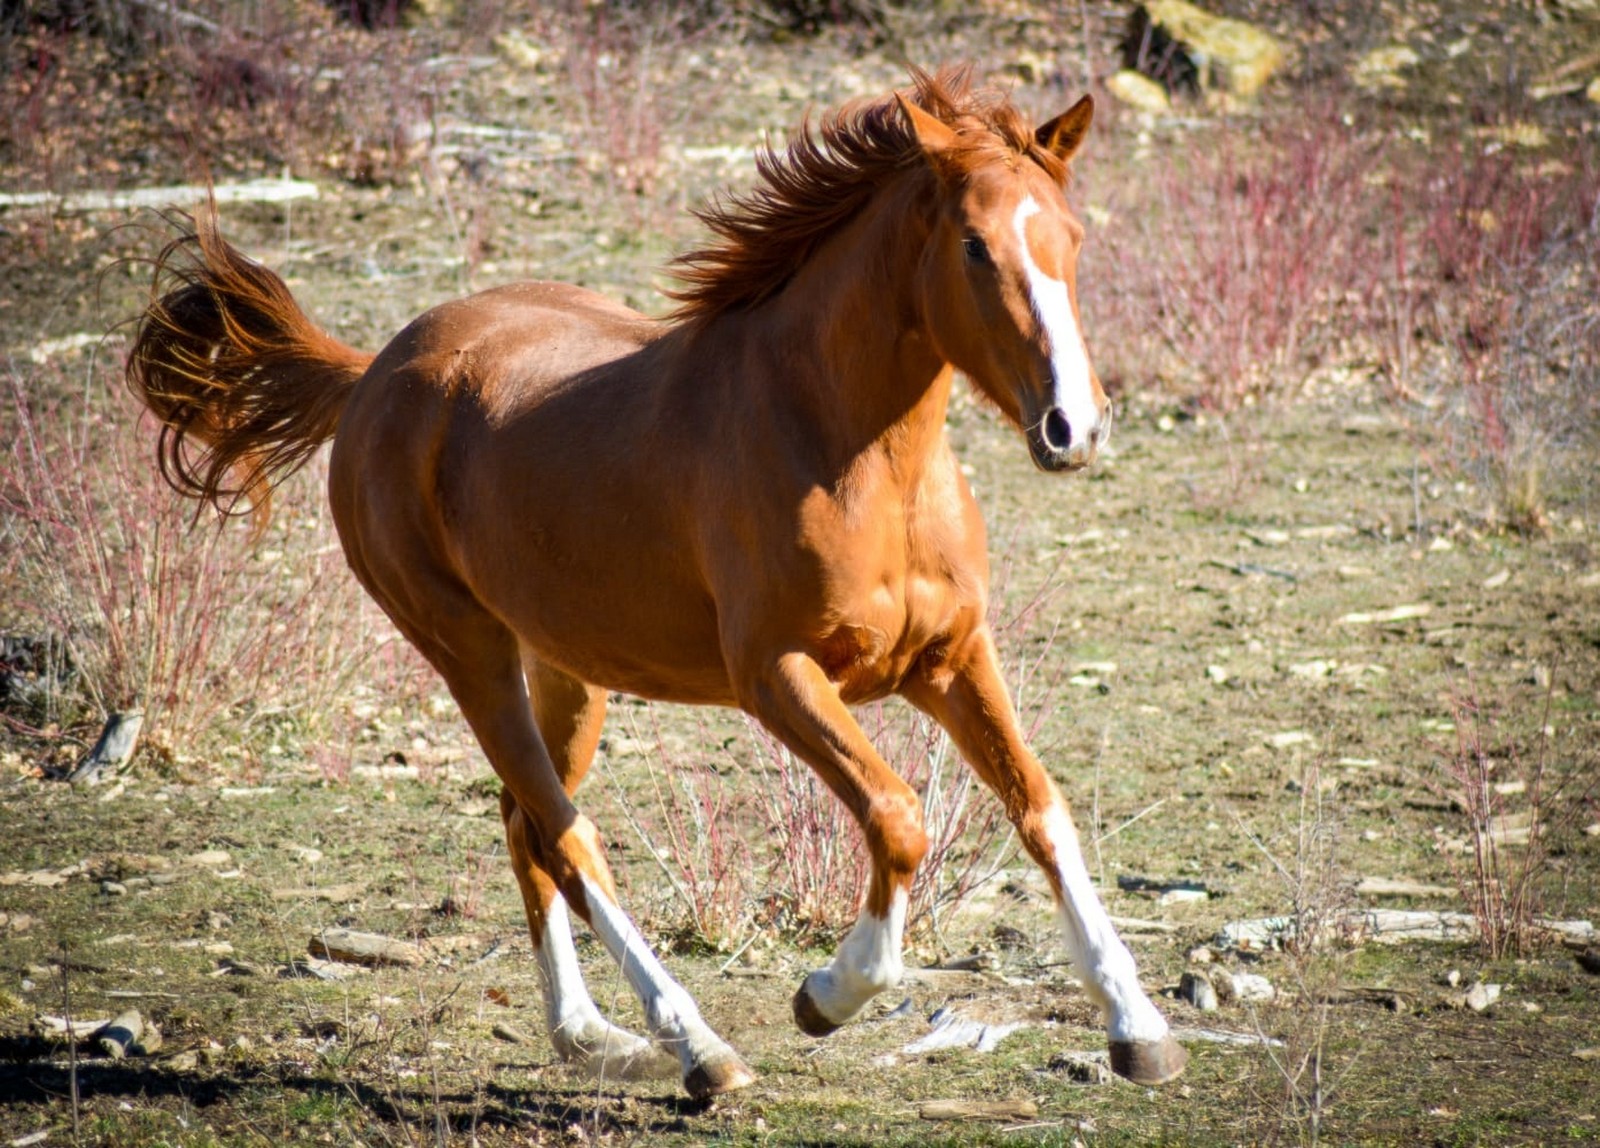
[1036,94,1094,163]
[897,93,959,157]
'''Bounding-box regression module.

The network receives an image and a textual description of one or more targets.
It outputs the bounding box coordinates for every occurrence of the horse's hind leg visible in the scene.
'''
[417,615,752,1099]
[902,628,1187,1086]
[501,654,672,1080]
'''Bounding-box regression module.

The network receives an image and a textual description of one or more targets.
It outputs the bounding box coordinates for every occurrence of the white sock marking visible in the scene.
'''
[1042,803,1170,1043]
[578,874,735,1073]
[805,887,908,1025]
[1013,196,1100,449]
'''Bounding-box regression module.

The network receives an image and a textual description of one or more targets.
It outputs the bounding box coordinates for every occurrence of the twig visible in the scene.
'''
[1096,798,1168,845]
[126,0,224,34]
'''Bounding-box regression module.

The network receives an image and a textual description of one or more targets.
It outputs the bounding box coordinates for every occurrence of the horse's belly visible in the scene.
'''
[507,576,738,707]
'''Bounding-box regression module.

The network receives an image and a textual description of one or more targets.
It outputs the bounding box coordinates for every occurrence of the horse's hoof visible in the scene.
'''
[792,978,841,1037]
[684,1055,757,1100]
[1108,1034,1189,1085]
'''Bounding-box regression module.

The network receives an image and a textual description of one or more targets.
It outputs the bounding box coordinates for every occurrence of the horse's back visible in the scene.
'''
[326,280,730,699]
[367,280,654,406]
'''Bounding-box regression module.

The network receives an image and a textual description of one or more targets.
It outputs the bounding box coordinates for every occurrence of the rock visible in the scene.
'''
[1464,982,1501,1012]
[1106,69,1172,114]
[68,709,143,784]
[1179,970,1219,1011]
[1589,76,1600,104]
[1214,969,1275,1003]
[1205,665,1229,685]
[1123,1,1284,99]
[1353,45,1420,90]
[1185,945,1215,965]
[308,927,426,968]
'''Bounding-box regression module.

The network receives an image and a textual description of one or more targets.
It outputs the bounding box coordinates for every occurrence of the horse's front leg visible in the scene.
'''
[901,627,1188,1085]
[739,651,929,1035]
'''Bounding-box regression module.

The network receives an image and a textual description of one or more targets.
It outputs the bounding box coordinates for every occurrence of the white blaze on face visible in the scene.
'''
[1012,196,1099,448]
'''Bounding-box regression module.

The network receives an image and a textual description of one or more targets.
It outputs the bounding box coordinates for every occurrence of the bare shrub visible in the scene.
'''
[1088,104,1378,412]
[1235,760,1357,1147]
[543,1,730,221]
[606,712,757,950]
[0,357,417,764]
[1431,684,1595,960]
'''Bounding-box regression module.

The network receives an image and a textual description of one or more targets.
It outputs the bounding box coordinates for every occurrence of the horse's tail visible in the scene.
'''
[126,206,375,530]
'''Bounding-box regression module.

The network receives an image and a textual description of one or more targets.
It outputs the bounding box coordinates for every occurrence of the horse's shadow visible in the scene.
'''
[0,1038,716,1136]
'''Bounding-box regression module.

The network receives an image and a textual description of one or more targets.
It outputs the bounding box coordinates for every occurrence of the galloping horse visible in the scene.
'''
[128,67,1186,1099]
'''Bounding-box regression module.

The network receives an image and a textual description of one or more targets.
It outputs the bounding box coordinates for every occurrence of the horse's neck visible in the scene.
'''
[744,178,953,485]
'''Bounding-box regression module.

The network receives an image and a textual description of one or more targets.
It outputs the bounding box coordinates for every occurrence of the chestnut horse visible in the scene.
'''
[127,68,1186,1098]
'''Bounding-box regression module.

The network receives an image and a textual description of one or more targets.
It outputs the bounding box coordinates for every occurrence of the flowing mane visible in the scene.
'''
[667,66,1067,325]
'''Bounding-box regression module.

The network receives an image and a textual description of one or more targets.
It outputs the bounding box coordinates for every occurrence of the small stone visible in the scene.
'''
[1106,69,1171,114]
[1179,970,1219,1012]
[101,880,128,897]
[1185,945,1215,965]
[1205,665,1229,685]
[1465,982,1501,1012]
[1443,969,1462,988]
[1482,569,1510,589]
[1215,969,1276,1004]
[1267,730,1314,749]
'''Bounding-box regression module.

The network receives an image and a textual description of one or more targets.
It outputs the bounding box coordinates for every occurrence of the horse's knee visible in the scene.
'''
[864,788,928,878]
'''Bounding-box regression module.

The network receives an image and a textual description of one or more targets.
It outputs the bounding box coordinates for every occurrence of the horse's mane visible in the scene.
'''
[667,65,1065,325]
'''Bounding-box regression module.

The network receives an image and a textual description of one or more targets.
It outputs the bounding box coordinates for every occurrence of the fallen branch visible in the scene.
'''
[918,1099,1038,1122]
[1220,909,1595,951]
[1354,876,1457,899]
[308,927,425,968]
[0,178,318,215]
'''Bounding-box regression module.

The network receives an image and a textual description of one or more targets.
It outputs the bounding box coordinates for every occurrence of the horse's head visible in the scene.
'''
[902,92,1108,472]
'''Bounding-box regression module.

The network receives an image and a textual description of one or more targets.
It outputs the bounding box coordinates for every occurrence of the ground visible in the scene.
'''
[2,2,1599,1145]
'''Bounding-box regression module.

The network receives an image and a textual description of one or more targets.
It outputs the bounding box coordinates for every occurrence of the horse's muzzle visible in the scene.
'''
[1027,402,1111,472]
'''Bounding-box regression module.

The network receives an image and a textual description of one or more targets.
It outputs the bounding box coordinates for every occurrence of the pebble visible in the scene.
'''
[1179,970,1219,1012]
[1215,969,1276,1003]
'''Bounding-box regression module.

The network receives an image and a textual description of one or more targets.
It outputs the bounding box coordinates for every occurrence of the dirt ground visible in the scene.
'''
[3,2,1600,1145]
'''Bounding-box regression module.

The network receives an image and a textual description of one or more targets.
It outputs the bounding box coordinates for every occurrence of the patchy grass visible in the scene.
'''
[4,1,1600,1144]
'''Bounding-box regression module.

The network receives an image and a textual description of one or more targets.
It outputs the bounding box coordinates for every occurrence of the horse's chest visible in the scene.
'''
[816,574,957,702]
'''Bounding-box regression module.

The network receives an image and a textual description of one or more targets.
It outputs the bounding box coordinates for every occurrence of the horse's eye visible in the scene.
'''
[962,234,991,266]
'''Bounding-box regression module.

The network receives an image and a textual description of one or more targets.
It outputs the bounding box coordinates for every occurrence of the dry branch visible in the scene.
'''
[308,927,425,968]
[918,1099,1039,1122]
[0,179,318,215]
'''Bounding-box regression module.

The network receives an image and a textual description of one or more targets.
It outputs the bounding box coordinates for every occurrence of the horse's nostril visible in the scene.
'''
[1042,407,1072,452]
